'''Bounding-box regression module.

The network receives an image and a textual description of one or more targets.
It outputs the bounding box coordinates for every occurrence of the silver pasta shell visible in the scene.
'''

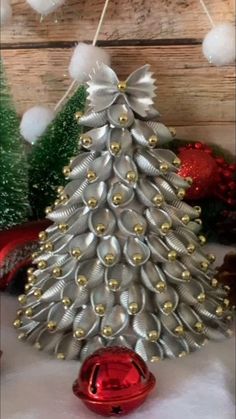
[105,263,136,291]
[136,177,163,207]
[97,236,121,267]
[68,151,98,179]
[47,204,79,222]
[108,128,133,156]
[204,325,230,341]
[79,110,108,127]
[154,178,177,202]
[81,125,109,151]
[194,299,225,321]
[107,104,134,128]
[73,306,101,339]
[185,332,208,350]
[38,278,69,302]
[34,327,63,353]
[120,284,146,315]
[107,181,134,208]
[69,233,97,260]
[171,200,199,218]
[141,261,167,292]
[124,237,150,267]
[113,155,138,185]
[131,119,155,147]
[47,302,77,331]
[181,255,210,279]
[18,320,40,339]
[75,258,104,289]
[134,149,160,176]
[178,303,205,334]
[24,302,54,322]
[80,336,105,361]
[152,149,177,170]
[118,209,147,237]
[64,179,89,205]
[90,283,115,315]
[154,285,179,314]
[160,312,184,337]
[145,207,172,233]
[66,207,90,235]
[162,260,192,284]
[176,279,205,305]
[132,311,161,340]
[87,152,113,183]
[61,281,89,308]
[54,333,82,360]
[164,231,190,255]
[146,234,171,262]
[146,121,173,144]
[175,226,199,247]
[89,208,116,237]
[160,334,190,358]
[135,338,164,362]
[106,335,133,349]
[101,305,129,338]
[165,172,190,189]
[82,181,107,209]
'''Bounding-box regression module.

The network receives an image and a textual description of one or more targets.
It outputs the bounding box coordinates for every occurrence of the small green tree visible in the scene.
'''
[28,86,86,219]
[0,59,29,230]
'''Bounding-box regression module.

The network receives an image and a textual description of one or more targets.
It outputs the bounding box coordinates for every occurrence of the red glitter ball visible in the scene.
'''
[73,346,156,416]
[178,148,218,200]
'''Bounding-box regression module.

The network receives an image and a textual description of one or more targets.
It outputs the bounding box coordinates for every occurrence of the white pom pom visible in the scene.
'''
[26,0,65,15]
[0,0,12,26]
[20,106,55,144]
[69,43,111,83]
[202,23,236,66]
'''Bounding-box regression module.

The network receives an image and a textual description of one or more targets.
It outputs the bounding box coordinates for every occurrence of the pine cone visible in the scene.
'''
[216,252,236,306]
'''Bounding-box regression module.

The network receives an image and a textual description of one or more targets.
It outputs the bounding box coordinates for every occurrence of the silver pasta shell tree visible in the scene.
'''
[14,64,233,362]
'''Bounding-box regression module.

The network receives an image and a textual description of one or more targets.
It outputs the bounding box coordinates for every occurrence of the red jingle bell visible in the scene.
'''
[73,346,156,416]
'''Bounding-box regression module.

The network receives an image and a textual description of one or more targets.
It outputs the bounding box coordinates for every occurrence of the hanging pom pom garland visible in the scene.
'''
[69,43,111,83]
[20,0,111,140]
[20,106,55,144]
[0,0,12,26]
[26,0,66,16]
[199,0,236,66]
[202,23,236,66]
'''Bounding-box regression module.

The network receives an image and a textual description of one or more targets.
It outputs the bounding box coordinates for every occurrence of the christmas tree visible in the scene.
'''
[14,64,232,362]
[0,59,29,230]
[28,86,86,220]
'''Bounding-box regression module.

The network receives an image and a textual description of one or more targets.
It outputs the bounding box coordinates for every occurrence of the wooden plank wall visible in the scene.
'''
[1,0,235,153]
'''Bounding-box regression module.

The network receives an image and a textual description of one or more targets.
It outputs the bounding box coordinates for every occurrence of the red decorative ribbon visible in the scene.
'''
[0,220,50,290]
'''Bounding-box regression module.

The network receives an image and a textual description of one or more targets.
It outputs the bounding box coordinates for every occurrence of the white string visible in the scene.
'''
[199,0,215,28]
[54,0,111,112]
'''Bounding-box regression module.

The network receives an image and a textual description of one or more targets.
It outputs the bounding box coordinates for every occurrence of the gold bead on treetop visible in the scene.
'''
[117,81,127,92]
[86,170,97,182]
[133,224,144,235]
[87,198,98,208]
[81,136,93,147]
[76,275,88,286]
[102,326,113,337]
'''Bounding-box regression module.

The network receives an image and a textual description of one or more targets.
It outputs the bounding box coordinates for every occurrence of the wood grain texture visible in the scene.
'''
[2,46,235,126]
[1,1,235,153]
[1,0,235,45]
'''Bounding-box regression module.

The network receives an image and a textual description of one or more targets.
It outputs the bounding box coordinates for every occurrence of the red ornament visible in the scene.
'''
[0,219,51,290]
[178,147,218,200]
[73,346,156,416]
